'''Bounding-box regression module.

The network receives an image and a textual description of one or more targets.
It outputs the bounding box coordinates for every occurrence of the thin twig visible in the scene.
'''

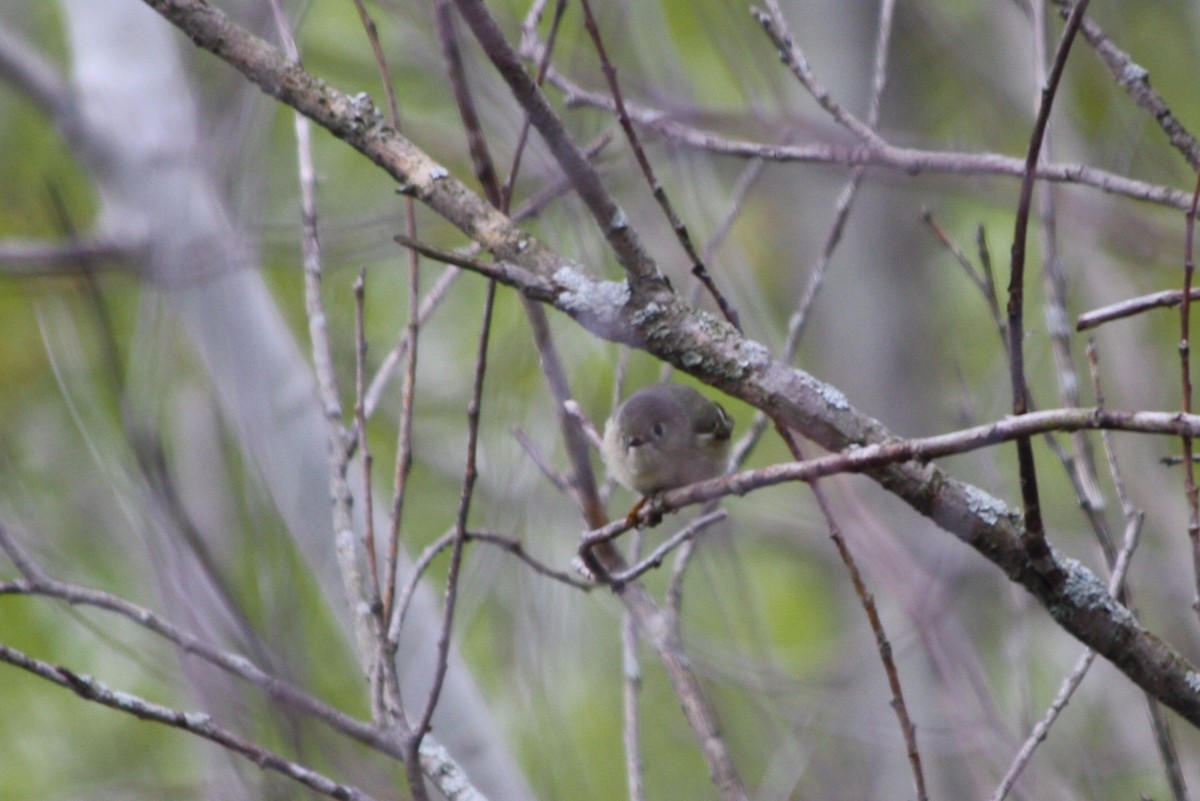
[608,510,728,586]
[510,427,573,495]
[435,0,502,206]
[562,399,603,450]
[0,526,483,798]
[622,528,646,801]
[752,1,884,148]
[388,530,457,647]
[451,0,662,287]
[504,0,567,212]
[466,531,593,590]
[354,270,383,627]
[345,5,426,716]
[533,57,1193,211]
[1006,0,1092,581]
[349,0,401,127]
[776,424,926,801]
[1078,287,1200,331]
[267,0,379,673]
[1029,0,1112,565]
[1050,0,1200,170]
[990,510,1143,801]
[409,280,497,764]
[923,212,1005,339]
[577,0,740,330]
[1182,173,1200,622]
[731,0,896,468]
[0,644,379,801]
[1086,341,1188,800]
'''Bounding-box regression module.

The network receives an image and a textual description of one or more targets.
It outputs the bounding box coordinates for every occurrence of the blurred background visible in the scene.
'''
[2,0,1200,798]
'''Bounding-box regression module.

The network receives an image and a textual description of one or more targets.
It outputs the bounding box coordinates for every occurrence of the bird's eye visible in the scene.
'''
[652,423,666,438]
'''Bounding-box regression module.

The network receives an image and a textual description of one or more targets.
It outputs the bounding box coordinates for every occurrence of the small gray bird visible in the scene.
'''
[602,383,734,495]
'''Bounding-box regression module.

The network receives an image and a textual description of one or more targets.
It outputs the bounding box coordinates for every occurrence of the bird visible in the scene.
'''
[602,383,734,509]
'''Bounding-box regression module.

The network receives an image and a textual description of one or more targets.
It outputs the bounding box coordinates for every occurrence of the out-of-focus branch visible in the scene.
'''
[0,644,379,801]
[1051,0,1200,170]
[0,524,487,799]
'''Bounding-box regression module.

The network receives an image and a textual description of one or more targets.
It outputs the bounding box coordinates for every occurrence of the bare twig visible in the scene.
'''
[435,0,502,207]
[353,271,383,624]
[1051,0,1200,170]
[511,427,573,495]
[388,530,456,648]
[622,529,646,801]
[349,0,401,127]
[538,63,1192,211]
[562,399,603,451]
[923,212,1005,339]
[608,510,728,586]
[777,423,927,801]
[1078,287,1200,331]
[452,0,662,287]
[1183,173,1200,622]
[409,280,497,769]
[1006,0,1092,581]
[0,526,484,798]
[0,644,379,801]
[752,1,883,147]
[1087,341,1188,801]
[990,510,1143,801]
[466,531,593,590]
[1029,0,1113,568]
[266,0,379,675]
[343,0,425,693]
[732,0,896,467]
[577,0,740,330]
[382,232,422,636]
[504,0,567,212]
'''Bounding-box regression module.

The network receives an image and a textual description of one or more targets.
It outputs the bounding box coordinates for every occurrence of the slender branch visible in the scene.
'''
[1087,341,1188,800]
[923,212,1004,339]
[583,404,1200,546]
[409,280,497,766]
[387,530,456,648]
[0,644,379,801]
[732,0,897,467]
[622,529,646,801]
[435,0,502,207]
[1006,0,1091,580]
[752,1,884,147]
[1077,287,1200,331]
[451,0,663,288]
[539,66,1192,211]
[466,531,593,590]
[266,0,380,680]
[1183,173,1200,621]
[1029,0,1113,566]
[511,426,573,495]
[0,529,487,799]
[349,0,401,128]
[990,510,1143,801]
[775,422,927,801]
[1051,0,1200,170]
[608,510,727,586]
[577,0,740,330]
[503,0,567,211]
